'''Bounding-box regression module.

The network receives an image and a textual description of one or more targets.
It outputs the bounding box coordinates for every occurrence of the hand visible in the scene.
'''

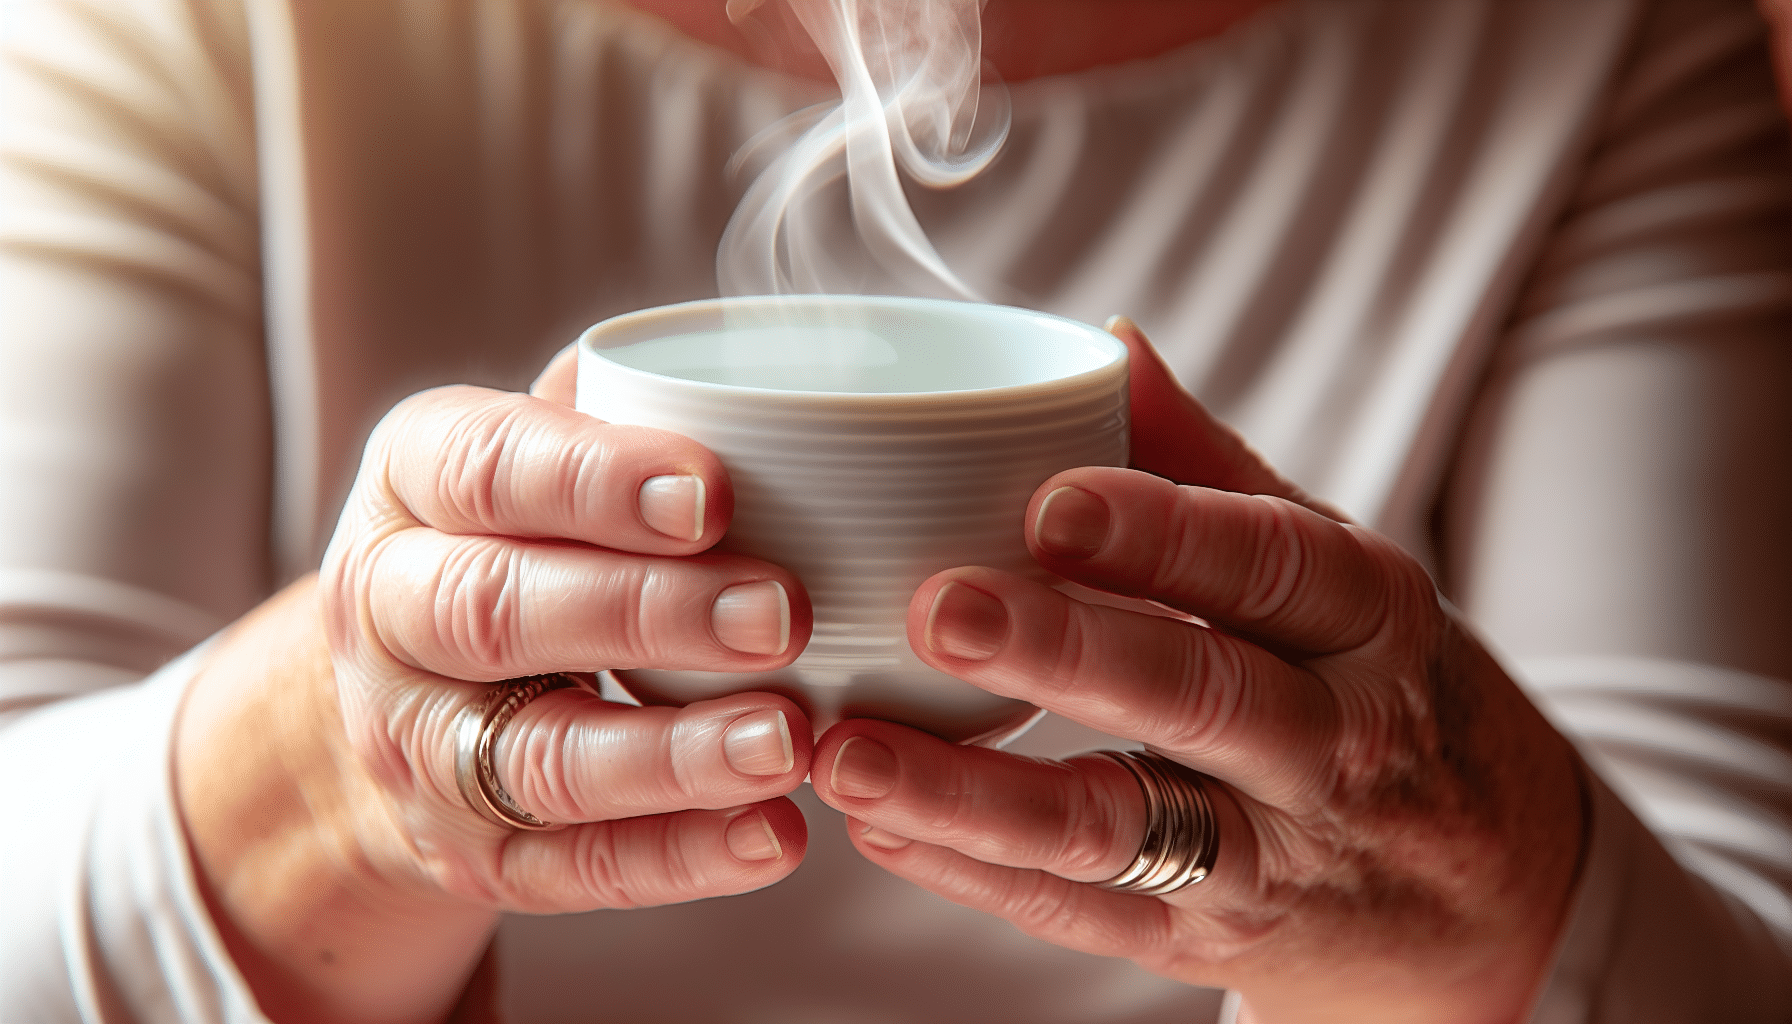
[176,349,813,1023]
[810,321,1586,1024]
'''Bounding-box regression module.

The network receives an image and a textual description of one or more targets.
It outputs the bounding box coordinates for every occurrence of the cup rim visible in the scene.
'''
[577,295,1128,404]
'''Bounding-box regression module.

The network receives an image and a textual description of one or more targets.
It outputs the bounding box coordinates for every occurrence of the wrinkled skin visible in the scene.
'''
[176,353,817,1023]
[809,321,1586,1024]
[176,324,1583,1024]
[318,381,816,915]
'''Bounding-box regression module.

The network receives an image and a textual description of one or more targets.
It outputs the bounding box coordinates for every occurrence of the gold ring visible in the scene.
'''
[453,673,582,830]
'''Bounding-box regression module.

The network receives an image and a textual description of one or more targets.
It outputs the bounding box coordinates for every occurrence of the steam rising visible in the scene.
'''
[717,0,1009,299]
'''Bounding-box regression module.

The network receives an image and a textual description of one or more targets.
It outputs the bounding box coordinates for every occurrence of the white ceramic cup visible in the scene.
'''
[576,295,1128,743]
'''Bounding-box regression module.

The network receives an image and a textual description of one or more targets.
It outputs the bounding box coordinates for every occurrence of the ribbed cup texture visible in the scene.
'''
[579,296,1128,742]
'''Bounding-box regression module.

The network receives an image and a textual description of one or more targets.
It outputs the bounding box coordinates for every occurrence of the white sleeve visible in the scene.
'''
[1440,0,1792,1016]
[1525,657,1792,1022]
[0,0,269,724]
[0,644,270,1023]
[1,2,275,1020]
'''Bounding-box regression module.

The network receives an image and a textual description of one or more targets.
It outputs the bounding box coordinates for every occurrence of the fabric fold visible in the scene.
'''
[0,643,269,1024]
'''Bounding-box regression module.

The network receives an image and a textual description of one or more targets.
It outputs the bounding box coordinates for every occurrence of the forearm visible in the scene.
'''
[174,577,496,1024]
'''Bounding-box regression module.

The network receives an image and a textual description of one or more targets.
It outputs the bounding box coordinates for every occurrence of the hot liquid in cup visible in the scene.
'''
[577,296,1128,743]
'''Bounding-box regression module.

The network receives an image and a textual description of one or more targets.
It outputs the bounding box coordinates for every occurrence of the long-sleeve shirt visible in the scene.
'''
[4,0,1792,1019]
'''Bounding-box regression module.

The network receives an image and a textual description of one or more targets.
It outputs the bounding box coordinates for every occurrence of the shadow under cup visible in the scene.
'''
[576,296,1129,744]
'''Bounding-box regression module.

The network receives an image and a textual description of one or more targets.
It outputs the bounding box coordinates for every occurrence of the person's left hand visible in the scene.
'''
[810,320,1587,1024]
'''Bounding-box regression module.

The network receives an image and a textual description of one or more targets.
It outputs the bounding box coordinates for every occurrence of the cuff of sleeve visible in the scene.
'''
[1527,762,1792,1023]
[0,644,270,1023]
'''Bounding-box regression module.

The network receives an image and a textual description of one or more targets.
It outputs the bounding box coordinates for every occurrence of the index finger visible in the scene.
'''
[361,385,729,555]
[1024,466,1433,656]
[907,566,1337,804]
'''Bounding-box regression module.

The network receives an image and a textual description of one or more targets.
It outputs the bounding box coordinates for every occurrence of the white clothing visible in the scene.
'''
[3,0,1792,1020]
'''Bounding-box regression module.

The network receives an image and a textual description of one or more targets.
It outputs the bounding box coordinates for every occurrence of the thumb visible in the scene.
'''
[530,343,579,407]
[1109,316,1350,523]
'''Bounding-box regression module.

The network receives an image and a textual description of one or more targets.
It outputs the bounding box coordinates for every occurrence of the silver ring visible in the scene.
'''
[1094,750,1219,896]
[454,673,582,831]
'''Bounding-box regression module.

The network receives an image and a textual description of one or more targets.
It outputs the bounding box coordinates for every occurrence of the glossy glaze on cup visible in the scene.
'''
[577,296,1128,742]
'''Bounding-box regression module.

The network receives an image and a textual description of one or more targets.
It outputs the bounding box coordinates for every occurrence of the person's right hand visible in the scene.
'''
[176,372,813,1023]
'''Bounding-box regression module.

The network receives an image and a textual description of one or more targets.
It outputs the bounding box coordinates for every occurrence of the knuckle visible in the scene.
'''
[318,536,370,632]
[1002,871,1077,936]
[548,560,662,672]
[640,815,707,899]
[1031,602,1098,703]
[1369,530,1437,608]
[1051,769,1133,877]
[434,396,532,531]
[563,432,611,525]
[1232,496,1307,623]
[1152,491,1312,626]
[348,529,426,662]
[339,402,446,541]
[382,387,593,534]
[375,387,473,469]
[662,724,709,805]
[1339,525,1433,651]
[931,760,985,836]
[1158,634,1249,754]
[1153,495,1207,594]
[633,565,679,646]
[435,537,527,675]
[510,408,613,532]
[568,822,639,908]
[502,708,581,821]
[373,389,439,450]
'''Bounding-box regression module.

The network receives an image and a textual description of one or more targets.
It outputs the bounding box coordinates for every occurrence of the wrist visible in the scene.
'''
[174,576,497,1024]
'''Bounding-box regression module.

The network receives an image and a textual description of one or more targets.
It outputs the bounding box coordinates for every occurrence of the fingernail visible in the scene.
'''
[723,709,794,776]
[1035,486,1110,558]
[830,736,898,800]
[1103,314,1135,334]
[639,475,705,541]
[859,824,912,851]
[725,810,782,862]
[923,581,1008,661]
[711,580,790,655]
